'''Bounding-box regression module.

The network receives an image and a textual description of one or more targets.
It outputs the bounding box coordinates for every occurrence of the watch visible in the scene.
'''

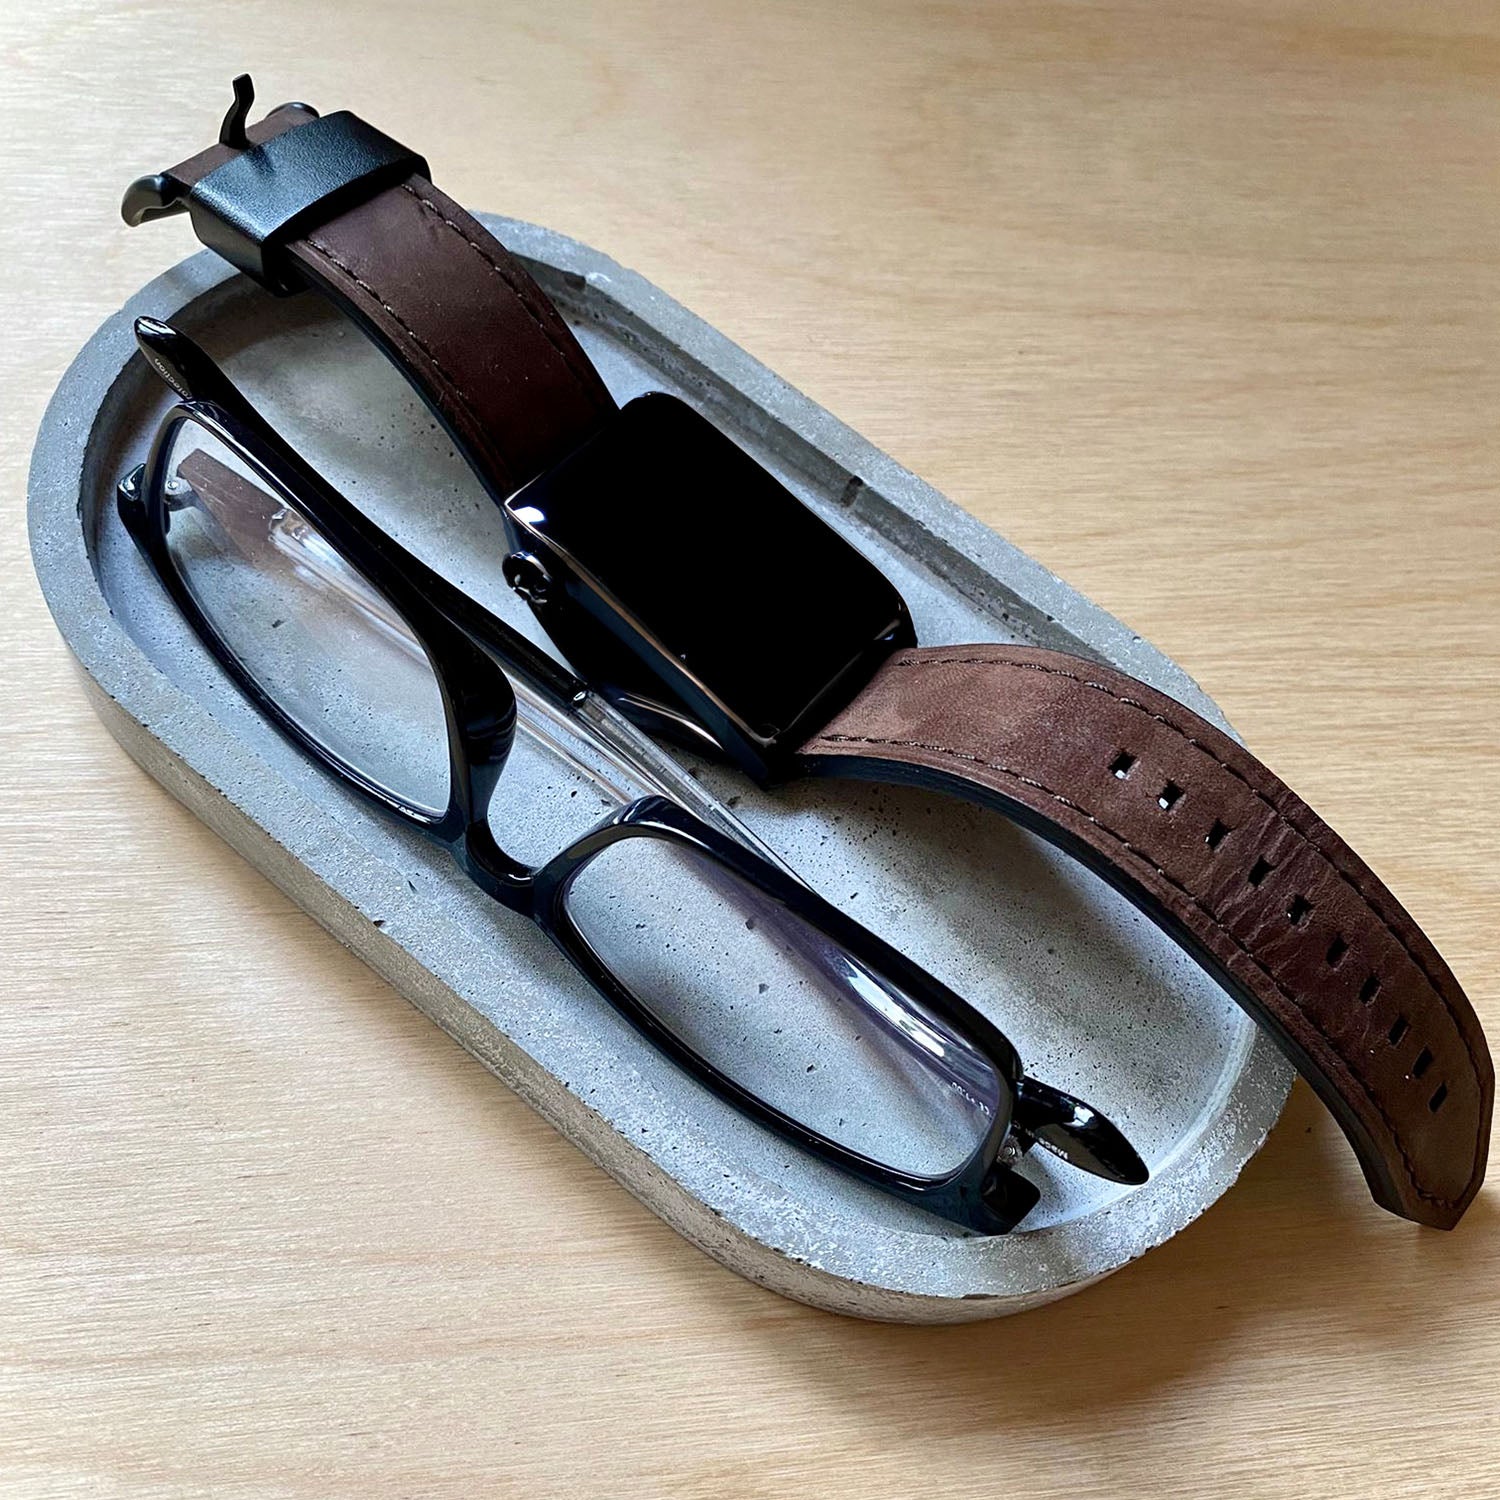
[127,79,1492,1229]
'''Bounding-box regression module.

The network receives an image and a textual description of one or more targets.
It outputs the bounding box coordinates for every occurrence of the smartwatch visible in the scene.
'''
[126,78,1492,1229]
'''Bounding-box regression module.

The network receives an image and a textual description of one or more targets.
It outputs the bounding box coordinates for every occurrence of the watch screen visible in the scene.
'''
[509,393,910,741]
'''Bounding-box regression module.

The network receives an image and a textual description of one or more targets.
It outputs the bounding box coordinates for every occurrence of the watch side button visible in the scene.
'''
[503,551,553,606]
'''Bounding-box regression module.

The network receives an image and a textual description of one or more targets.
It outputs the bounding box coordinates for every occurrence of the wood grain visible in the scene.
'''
[2,1,1497,1495]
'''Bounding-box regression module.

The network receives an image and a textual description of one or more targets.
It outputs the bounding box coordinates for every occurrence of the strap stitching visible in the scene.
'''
[811,727,1460,1209]
[301,235,518,493]
[887,652,1485,1089]
[399,184,611,415]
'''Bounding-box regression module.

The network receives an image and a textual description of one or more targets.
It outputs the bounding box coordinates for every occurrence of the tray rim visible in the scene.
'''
[26,218,1294,1322]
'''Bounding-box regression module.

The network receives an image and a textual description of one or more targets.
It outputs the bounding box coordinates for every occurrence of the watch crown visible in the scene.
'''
[503,551,553,606]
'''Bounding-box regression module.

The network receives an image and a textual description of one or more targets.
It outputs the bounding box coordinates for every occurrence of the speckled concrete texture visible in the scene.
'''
[27,218,1293,1321]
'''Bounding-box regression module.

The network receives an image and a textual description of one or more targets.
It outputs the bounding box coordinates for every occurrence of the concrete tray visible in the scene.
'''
[27,218,1292,1321]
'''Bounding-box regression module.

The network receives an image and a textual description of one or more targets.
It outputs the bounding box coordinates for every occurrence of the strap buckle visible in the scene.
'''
[120,75,429,295]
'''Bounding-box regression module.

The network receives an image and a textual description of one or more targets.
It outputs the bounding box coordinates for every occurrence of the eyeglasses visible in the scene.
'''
[116,316,1148,1233]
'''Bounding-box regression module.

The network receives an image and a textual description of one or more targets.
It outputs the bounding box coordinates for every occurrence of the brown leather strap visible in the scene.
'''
[799,645,1492,1228]
[161,105,615,497]
[150,104,1491,1227]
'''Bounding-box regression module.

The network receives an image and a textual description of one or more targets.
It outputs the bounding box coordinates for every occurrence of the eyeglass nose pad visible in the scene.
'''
[1014,1076,1149,1186]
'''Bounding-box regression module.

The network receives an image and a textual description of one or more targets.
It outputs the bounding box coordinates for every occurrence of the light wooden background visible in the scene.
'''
[3,2,1498,1496]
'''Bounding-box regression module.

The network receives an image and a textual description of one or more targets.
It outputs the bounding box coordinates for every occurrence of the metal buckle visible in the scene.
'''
[120,75,428,295]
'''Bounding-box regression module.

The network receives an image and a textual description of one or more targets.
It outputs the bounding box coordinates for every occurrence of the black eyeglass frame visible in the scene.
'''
[115,321,1146,1233]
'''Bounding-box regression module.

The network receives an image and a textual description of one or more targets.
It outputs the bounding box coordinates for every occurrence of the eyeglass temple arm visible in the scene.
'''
[1013,1075,1148,1185]
[135,315,245,409]
[131,317,588,713]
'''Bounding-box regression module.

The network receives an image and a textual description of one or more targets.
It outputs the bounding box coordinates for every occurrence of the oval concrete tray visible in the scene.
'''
[27,218,1292,1322]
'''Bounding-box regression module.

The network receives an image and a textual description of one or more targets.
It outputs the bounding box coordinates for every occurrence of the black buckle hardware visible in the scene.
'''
[120,74,429,295]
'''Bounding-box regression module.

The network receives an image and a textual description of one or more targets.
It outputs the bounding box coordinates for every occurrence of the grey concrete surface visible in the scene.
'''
[27,218,1293,1321]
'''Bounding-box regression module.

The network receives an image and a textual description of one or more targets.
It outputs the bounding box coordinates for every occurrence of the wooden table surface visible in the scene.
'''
[4,2,1498,1495]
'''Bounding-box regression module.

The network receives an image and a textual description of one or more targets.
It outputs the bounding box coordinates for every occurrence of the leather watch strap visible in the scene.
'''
[799,645,1491,1228]
[139,94,1491,1227]
[159,105,615,497]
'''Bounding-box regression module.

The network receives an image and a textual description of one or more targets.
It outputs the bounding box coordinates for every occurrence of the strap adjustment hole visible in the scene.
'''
[1109,751,1136,779]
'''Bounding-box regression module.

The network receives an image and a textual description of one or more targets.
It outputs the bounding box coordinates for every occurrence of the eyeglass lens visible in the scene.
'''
[563,837,1002,1178]
[160,417,452,816]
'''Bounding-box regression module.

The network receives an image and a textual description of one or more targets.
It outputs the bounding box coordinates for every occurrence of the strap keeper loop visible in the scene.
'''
[183,111,428,294]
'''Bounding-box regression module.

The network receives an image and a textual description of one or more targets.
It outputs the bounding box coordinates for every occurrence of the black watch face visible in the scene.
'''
[505,393,912,762]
